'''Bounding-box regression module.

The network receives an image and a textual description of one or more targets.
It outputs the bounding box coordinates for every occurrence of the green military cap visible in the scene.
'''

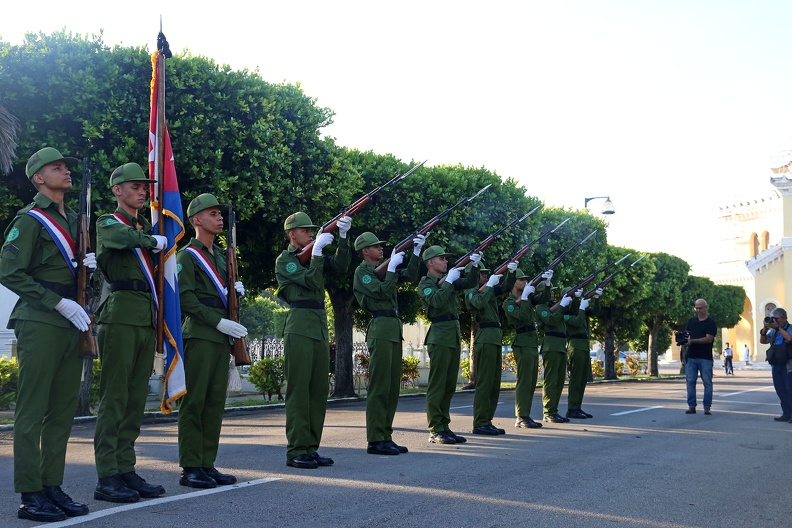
[187,193,227,218]
[109,163,157,186]
[26,147,79,179]
[354,231,386,251]
[514,269,527,279]
[422,245,452,262]
[283,211,318,231]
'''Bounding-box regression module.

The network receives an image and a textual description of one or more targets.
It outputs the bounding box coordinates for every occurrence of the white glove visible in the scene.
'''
[580,298,590,311]
[82,252,97,270]
[594,288,603,299]
[574,288,583,298]
[469,252,482,267]
[312,232,334,257]
[445,267,463,284]
[216,318,248,338]
[559,295,572,308]
[507,261,519,273]
[152,235,168,253]
[486,274,502,288]
[234,281,245,297]
[336,216,352,239]
[387,251,405,272]
[413,233,427,256]
[520,284,536,301]
[55,298,90,332]
[542,270,553,286]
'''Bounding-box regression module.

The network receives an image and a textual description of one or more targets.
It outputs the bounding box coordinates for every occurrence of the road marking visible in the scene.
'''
[719,386,774,397]
[41,478,280,527]
[611,406,664,416]
[450,405,473,409]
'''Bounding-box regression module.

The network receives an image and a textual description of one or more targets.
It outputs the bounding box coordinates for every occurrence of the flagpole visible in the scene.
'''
[154,34,167,375]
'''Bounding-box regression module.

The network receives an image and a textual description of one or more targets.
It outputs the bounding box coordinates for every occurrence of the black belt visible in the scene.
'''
[290,300,325,310]
[478,322,501,329]
[516,325,536,334]
[110,280,151,292]
[34,279,76,299]
[199,297,226,309]
[371,310,399,318]
[545,331,565,338]
[569,334,589,339]
[431,313,459,323]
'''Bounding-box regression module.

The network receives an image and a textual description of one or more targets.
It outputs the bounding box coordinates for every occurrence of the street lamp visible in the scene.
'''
[584,196,615,215]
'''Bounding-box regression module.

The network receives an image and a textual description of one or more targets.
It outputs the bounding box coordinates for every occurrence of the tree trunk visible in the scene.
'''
[462,317,477,389]
[75,358,93,417]
[647,316,662,377]
[328,286,357,398]
[603,325,617,380]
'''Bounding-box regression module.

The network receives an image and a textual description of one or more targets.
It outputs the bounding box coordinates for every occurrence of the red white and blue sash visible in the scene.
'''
[26,208,77,278]
[184,246,228,309]
[113,213,159,309]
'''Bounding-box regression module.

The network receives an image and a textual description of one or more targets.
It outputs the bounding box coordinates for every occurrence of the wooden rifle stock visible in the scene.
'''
[227,204,251,366]
[77,159,97,359]
[297,160,426,265]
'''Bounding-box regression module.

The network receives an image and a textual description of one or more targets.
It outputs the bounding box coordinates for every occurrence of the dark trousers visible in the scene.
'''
[365,338,402,443]
[723,356,733,374]
[771,363,792,417]
[284,333,329,460]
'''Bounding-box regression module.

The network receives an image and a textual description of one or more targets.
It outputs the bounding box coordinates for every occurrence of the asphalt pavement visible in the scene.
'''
[0,368,787,528]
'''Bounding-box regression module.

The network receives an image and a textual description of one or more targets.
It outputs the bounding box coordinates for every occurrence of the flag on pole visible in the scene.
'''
[149,50,186,413]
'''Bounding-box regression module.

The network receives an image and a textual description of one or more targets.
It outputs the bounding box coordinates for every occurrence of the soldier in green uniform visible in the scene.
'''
[502,269,553,429]
[353,231,426,456]
[177,193,247,488]
[465,261,518,435]
[0,147,94,522]
[565,288,602,420]
[536,287,580,423]
[93,163,168,503]
[275,212,351,469]
[417,246,481,444]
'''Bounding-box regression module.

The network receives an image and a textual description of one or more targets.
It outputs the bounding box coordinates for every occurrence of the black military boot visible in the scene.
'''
[202,467,237,486]
[43,486,89,516]
[18,491,67,522]
[179,467,217,489]
[94,475,140,503]
[118,471,166,498]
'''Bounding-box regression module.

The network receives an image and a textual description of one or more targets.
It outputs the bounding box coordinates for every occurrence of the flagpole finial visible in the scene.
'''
[157,17,172,58]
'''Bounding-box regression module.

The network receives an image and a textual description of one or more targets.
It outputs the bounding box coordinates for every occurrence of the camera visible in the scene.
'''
[674,331,690,346]
[764,316,778,325]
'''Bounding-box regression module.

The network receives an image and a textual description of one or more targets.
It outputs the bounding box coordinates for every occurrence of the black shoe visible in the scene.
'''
[428,432,456,444]
[446,430,467,443]
[203,467,237,486]
[286,454,318,469]
[118,471,165,498]
[42,486,88,517]
[543,414,570,423]
[566,409,588,420]
[528,417,543,428]
[180,467,217,489]
[774,415,791,421]
[18,491,67,522]
[579,409,593,418]
[685,408,696,414]
[367,441,400,455]
[309,452,334,466]
[386,440,408,453]
[516,417,542,429]
[473,425,500,435]
[94,475,140,503]
[704,408,712,415]
[488,423,506,434]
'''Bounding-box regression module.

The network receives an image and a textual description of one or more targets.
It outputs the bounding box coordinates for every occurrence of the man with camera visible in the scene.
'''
[681,299,717,415]
[759,308,792,422]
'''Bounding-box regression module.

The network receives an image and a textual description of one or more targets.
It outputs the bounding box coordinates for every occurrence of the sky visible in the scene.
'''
[3,0,792,272]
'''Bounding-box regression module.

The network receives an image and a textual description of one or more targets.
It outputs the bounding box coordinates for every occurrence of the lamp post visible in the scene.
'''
[584,196,615,215]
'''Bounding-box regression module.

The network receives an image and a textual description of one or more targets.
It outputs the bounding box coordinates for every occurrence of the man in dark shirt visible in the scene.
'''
[683,298,717,415]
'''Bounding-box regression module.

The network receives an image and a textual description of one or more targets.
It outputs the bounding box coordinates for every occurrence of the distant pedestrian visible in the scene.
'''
[683,299,717,415]
[723,342,733,375]
[744,344,750,366]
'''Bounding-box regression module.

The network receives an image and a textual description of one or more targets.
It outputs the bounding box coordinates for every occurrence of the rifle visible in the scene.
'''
[583,255,646,300]
[528,229,598,288]
[437,205,540,286]
[227,203,251,366]
[77,159,97,359]
[549,253,632,312]
[477,218,569,293]
[297,160,426,264]
[373,183,491,279]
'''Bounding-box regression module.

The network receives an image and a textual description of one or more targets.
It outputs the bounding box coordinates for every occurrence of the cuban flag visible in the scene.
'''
[149,50,186,413]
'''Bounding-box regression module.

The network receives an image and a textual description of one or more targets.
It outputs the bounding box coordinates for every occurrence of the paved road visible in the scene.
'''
[0,370,787,528]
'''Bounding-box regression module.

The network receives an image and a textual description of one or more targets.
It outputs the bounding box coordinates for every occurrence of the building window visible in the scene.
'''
[750,233,759,257]
[762,230,770,251]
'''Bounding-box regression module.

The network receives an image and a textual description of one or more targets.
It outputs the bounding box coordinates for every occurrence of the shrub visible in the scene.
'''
[0,355,19,410]
[502,351,517,373]
[460,358,471,381]
[401,355,420,386]
[625,355,642,376]
[591,359,604,378]
[248,356,285,400]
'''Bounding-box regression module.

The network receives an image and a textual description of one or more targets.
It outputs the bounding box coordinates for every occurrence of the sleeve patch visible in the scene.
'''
[5,227,19,242]
[362,274,372,285]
